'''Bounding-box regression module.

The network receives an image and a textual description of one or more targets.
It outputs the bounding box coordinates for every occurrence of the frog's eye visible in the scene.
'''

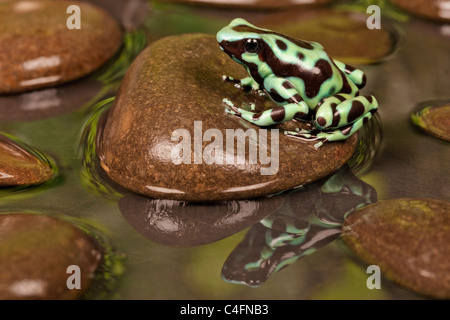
[244,39,260,53]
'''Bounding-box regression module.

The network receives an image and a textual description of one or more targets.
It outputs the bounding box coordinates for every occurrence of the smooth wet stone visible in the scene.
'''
[158,0,335,9]
[342,198,450,299]
[98,34,358,201]
[411,104,450,142]
[0,213,102,299]
[0,0,123,93]
[260,9,398,64]
[0,134,54,186]
[391,0,450,22]
[119,194,284,246]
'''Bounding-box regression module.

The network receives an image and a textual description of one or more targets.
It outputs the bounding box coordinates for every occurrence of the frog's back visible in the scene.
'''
[260,33,345,107]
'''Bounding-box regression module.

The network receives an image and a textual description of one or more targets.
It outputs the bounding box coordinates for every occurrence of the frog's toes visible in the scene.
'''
[284,129,314,138]
[222,75,235,82]
[284,129,323,142]
[313,140,325,149]
[284,130,327,148]
[223,98,241,116]
[225,108,239,116]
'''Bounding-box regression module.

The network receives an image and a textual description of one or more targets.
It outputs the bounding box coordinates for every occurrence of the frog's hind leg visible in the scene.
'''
[285,94,378,148]
[223,99,309,127]
[311,113,374,148]
[333,59,367,89]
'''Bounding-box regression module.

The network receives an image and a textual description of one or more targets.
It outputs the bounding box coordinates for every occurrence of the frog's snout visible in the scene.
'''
[218,40,230,52]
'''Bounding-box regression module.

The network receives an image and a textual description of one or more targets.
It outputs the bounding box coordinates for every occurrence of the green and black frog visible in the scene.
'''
[217,18,378,148]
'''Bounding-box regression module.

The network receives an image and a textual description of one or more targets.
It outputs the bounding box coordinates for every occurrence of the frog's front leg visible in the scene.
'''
[285,94,378,148]
[222,75,264,95]
[224,77,309,126]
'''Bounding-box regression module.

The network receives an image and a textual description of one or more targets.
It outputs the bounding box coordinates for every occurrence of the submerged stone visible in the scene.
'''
[98,34,358,201]
[0,213,102,300]
[342,198,450,299]
[411,104,450,142]
[0,0,123,93]
[0,134,54,186]
[259,8,398,65]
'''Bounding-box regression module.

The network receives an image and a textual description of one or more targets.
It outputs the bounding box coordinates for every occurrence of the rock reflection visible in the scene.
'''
[0,80,103,122]
[221,165,377,287]
[119,195,284,246]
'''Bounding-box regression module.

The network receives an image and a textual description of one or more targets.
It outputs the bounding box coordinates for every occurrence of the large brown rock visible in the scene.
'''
[98,34,358,201]
[0,0,123,93]
[343,198,450,299]
[0,213,102,300]
[0,134,54,186]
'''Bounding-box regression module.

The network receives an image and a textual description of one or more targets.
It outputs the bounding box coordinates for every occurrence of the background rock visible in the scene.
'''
[343,198,450,299]
[0,213,102,300]
[0,134,54,187]
[0,0,123,93]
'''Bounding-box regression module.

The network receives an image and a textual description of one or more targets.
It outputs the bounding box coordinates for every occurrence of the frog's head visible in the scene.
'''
[217,18,267,69]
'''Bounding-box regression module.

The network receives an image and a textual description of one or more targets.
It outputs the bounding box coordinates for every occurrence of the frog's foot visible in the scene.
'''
[223,98,242,116]
[283,129,325,149]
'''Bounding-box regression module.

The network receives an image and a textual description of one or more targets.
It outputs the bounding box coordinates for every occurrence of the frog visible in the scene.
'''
[216,18,378,148]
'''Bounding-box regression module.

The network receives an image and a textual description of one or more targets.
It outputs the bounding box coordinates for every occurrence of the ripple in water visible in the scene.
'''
[347,112,383,175]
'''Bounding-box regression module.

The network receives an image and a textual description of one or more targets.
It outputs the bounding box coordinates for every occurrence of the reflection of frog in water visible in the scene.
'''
[221,165,377,287]
[217,18,378,148]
